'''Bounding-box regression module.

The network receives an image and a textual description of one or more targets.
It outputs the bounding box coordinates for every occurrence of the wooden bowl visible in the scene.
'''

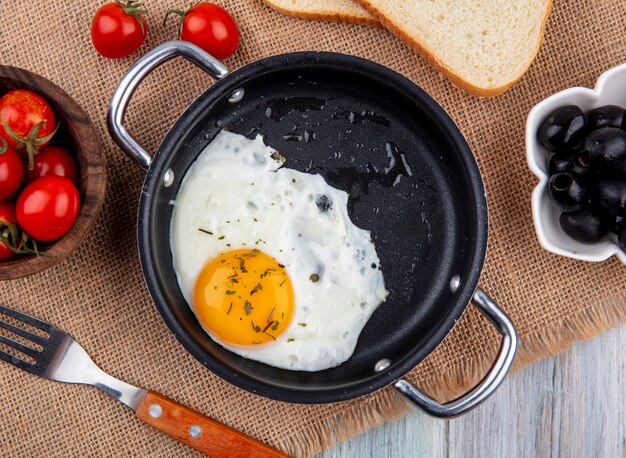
[0,66,106,280]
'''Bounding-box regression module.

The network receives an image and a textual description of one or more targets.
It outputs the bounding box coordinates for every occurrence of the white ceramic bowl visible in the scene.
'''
[526,63,626,265]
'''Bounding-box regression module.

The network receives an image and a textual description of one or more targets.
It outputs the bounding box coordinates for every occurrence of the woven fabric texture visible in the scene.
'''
[0,0,624,456]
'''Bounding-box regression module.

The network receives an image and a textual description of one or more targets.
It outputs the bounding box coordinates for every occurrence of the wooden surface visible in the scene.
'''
[136,390,290,458]
[319,324,626,457]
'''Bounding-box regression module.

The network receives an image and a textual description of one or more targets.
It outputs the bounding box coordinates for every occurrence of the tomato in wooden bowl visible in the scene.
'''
[0,66,106,280]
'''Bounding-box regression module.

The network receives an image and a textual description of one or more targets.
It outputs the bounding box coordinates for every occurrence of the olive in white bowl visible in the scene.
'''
[526,63,626,265]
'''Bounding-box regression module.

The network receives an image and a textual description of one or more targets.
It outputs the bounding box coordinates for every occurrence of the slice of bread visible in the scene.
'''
[355,0,553,95]
[262,0,379,27]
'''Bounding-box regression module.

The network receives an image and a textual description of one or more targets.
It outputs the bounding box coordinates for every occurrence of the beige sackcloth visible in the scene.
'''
[0,0,624,456]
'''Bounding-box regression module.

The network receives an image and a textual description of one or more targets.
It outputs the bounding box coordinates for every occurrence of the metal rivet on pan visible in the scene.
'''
[163,169,174,188]
[450,275,461,293]
[189,425,202,438]
[228,88,245,103]
[148,404,163,418]
[374,359,391,372]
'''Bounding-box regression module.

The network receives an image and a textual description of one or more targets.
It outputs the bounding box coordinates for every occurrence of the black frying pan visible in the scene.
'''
[108,41,517,418]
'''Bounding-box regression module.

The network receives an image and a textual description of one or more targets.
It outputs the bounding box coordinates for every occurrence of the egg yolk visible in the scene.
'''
[194,249,294,346]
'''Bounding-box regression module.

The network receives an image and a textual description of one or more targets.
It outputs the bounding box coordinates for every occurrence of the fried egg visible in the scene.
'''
[170,131,388,371]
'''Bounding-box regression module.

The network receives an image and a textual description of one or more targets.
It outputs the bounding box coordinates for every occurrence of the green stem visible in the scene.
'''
[1,118,59,170]
[0,223,51,257]
[117,1,148,34]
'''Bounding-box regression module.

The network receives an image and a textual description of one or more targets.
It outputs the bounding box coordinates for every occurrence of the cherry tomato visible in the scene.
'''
[91,1,148,59]
[0,140,24,200]
[0,202,18,260]
[167,3,239,60]
[24,146,78,185]
[0,89,57,170]
[16,176,79,242]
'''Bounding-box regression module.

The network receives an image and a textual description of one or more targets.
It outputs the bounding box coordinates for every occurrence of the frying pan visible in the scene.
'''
[108,41,517,418]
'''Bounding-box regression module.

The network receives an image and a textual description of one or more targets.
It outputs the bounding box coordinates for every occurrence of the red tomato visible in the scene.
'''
[91,1,148,59]
[25,146,78,185]
[168,3,239,60]
[0,89,57,170]
[16,176,79,242]
[0,201,18,260]
[0,140,24,200]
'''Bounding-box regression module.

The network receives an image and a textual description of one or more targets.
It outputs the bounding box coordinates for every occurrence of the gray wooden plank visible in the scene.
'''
[318,324,626,458]
[448,349,556,458]
[550,325,626,458]
[316,398,447,457]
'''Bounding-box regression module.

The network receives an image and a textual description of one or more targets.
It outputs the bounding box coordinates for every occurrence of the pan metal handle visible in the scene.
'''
[390,288,517,418]
[107,40,228,170]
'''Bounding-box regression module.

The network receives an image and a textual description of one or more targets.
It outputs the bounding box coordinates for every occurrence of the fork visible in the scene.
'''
[0,304,290,458]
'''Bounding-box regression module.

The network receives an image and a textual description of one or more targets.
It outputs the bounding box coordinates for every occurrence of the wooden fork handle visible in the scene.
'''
[136,390,291,458]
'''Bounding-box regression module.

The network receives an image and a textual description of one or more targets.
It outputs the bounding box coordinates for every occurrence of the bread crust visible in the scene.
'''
[354,0,554,96]
[261,0,381,27]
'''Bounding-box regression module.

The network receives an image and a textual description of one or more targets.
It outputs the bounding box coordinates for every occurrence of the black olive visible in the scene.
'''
[588,105,625,130]
[616,159,626,178]
[618,227,626,252]
[593,179,626,216]
[578,127,626,167]
[548,172,587,211]
[538,105,586,152]
[600,212,625,235]
[548,151,590,177]
[559,208,606,244]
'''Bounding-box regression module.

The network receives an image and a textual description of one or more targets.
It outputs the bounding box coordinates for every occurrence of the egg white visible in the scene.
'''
[170,131,388,371]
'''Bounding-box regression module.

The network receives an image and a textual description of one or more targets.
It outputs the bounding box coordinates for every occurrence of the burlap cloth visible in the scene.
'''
[0,0,624,456]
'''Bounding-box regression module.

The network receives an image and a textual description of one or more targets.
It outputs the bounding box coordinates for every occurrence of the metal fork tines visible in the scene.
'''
[0,304,146,410]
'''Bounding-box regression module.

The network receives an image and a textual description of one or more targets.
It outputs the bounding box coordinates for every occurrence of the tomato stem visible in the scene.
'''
[0,137,6,155]
[163,2,203,32]
[1,118,59,170]
[116,0,148,34]
[0,222,49,256]
[163,8,186,32]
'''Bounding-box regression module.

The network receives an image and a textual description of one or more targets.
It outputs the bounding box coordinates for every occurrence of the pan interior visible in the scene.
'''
[141,53,486,402]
